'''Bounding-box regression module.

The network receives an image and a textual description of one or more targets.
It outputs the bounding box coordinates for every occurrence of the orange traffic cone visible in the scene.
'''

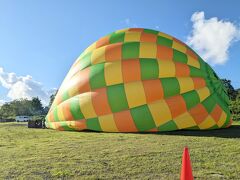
[180,147,193,180]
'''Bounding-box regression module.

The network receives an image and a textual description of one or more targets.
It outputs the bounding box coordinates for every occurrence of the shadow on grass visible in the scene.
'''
[155,124,240,139]
[79,125,240,139]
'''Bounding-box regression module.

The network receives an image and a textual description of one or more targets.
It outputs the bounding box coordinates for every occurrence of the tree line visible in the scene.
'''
[223,79,240,121]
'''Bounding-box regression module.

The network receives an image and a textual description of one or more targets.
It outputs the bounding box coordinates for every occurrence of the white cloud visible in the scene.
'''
[187,11,240,65]
[0,67,54,106]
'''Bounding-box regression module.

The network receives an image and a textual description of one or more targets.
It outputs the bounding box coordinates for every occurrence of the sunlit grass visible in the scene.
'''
[0,122,240,179]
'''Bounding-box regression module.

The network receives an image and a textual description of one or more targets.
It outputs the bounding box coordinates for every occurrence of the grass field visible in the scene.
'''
[1,122,240,179]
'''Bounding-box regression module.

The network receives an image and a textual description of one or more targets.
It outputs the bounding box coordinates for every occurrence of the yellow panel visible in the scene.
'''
[172,41,187,53]
[79,92,97,119]
[51,122,56,129]
[177,77,194,94]
[91,46,106,64]
[197,87,210,102]
[68,85,79,97]
[198,115,216,129]
[57,104,65,121]
[139,42,157,58]
[158,61,175,78]
[158,32,173,40]
[66,121,75,129]
[187,55,200,69]
[148,100,172,126]
[124,81,146,108]
[115,28,129,33]
[99,114,118,132]
[124,32,141,42]
[174,112,196,129]
[104,61,123,86]
[217,112,227,127]
[82,42,97,56]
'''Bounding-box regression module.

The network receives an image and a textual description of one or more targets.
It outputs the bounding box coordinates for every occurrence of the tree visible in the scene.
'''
[230,96,240,121]
[0,97,45,119]
[0,103,15,119]
[221,79,238,100]
[30,97,44,115]
[48,90,58,108]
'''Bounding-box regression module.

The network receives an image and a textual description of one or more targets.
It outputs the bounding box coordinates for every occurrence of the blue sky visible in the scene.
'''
[0,0,240,105]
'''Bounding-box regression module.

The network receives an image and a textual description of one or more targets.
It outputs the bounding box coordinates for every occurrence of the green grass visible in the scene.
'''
[0,122,240,179]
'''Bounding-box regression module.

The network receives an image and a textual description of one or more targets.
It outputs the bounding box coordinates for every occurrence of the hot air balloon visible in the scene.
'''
[45,28,232,132]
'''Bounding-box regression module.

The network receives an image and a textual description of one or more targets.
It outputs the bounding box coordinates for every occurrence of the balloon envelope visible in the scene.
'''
[45,28,232,132]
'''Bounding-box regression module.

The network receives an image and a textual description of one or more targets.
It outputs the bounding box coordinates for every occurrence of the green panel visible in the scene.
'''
[157,36,173,47]
[79,52,92,70]
[70,97,84,120]
[173,50,188,63]
[140,58,159,80]
[143,29,159,35]
[186,125,200,130]
[198,57,207,70]
[130,105,156,131]
[86,117,102,131]
[208,124,219,130]
[62,91,69,102]
[161,78,180,98]
[109,32,125,43]
[89,63,106,89]
[122,42,140,59]
[202,94,216,113]
[53,108,59,121]
[189,67,206,77]
[107,84,129,112]
[158,120,178,131]
[182,90,200,109]
[214,93,229,113]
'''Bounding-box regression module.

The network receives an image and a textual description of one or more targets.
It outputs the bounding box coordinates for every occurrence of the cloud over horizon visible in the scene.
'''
[187,11,240,65]
[0,67,55,106]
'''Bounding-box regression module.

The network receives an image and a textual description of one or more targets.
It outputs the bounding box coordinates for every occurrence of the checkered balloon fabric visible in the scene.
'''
[45,28,232,132]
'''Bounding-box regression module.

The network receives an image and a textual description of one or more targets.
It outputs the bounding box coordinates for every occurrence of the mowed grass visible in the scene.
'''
[1,122,240,179]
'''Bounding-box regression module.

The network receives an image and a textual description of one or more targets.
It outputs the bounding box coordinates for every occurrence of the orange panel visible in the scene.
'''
[72,68,91,93]
[186,48,198,60]
[175,63,190,77]
[189,104,208,124]
[211,105,222,122]
[173,38,186,46]
[166,95,187,118]
[92,88,112,116]
[105,43,122,62]
[142,79,164,103]
[146,128,158,132]
[48,112,54,122]
[96,36,109,48]
[226,119,233,128]
[140,33,157,42]
[128,28,144,32]
[54,122,64,131]
[192,78,206,89]
[75,120,87,130]
[157,45,173,60]
[122,59,141,83]
[114,110,138,132]
[62,102,74,121]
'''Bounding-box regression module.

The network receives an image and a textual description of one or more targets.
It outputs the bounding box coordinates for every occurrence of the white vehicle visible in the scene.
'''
[16,116,32,122]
